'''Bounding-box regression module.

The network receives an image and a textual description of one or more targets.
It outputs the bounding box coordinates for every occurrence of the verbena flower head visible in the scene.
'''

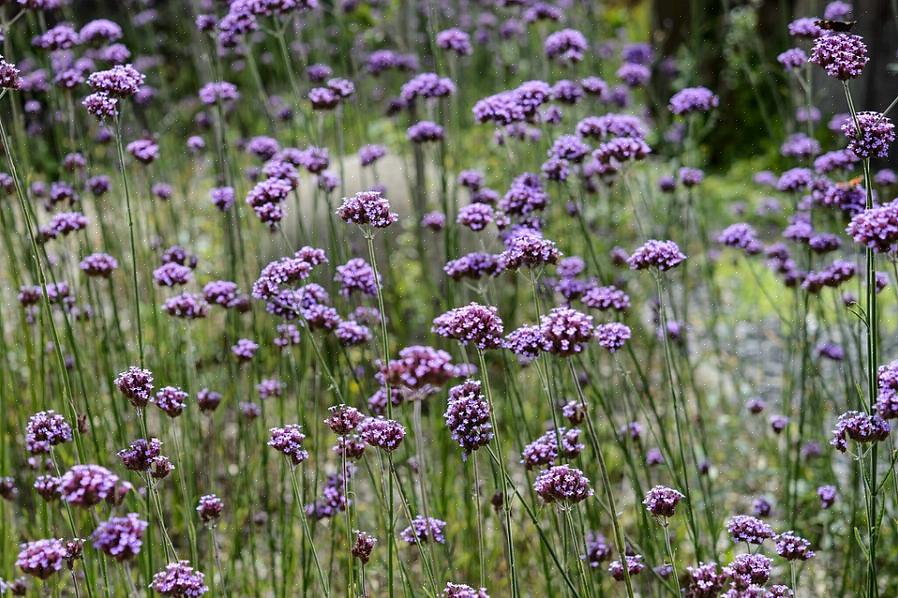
[846,201,898,252]
[0,56,22,89]
[521,427,583,469]
[436,28,473,56]
[268,424,309,465]
[842,112,895,159]
[544,29,587,63]
[726,515,774,545]
[407,120,445,143]
[684,561,727,596]
[150,561,208,596]
[87,64,144,97]
[817,485,837,508]
[627,240,686,271]
[504,325,544,363]
[351,531,377,563]
[58,465,118,507]
[92,513,147,561]
[724,553,771,589]
[24,411,72,454]
[154,386,188,418]
[593,136,651,169]
[433,303,504,350]
[335,258,379,297]
[163,293,209,319]
[358,417,406,451]
[443,583,489,598]
[595,322,631,352]
[114,366,154,408]
[379,345,455,390]
[400,516,447,544]
[80,252,118,277]
[534,464,593,503]
[499,231,560,270]
[643,485,685,518]
[118,438,163,471]
[444,380,493,455]
[668,86,719,115]
[830,410,890,452]
[337,191,398,228]
[325,404,363,435]
[83,92,118,120]
[16,539,67,579]
[608,555,644,581]
[400,72,455,102]
[778,47,808,70]
[538,307,594,356]
[775,531,815,561]
[196,495,223,525]
[718,223,763,255]
[810,33,868,80]
[457,203,494,231]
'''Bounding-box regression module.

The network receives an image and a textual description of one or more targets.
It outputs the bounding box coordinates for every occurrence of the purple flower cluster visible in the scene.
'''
[16,539,67,579]
[810,33,868,80]
[444,380,493,455]
[533,464,593,503]
[197,495,223,525]
[58,464,118,507]
[114,366,154,408]
[269,424,309,465]
[358,417,406,451]
[91,513,147,561]
[24,410,72,454]
[643,485,685,518]
[433,303,504,350]
[669,86,719,115]
[846,201,898,252]
[521,427,583,469]
[627,239,686,271]
[400,515,447,544]
[150,561,208,597]
[830,410,890,452]
[337,191,398,228]
[154,386,188,418]
[379,345,455,390]
[335,258,380,297]
[595,322,631,352]
[726,515,774,545]
[842,112,895,159]
[774,531,815,561]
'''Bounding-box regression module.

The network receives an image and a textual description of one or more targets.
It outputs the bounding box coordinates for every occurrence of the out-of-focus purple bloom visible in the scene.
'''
[608,555,644,581]
[817,485,837,508]
[437,28,472,56]
[669,87,719,115]
[16,539,67,579]
[58,465,118,507]
[197,495,223,525]
[544,29,588,63]
[92,513,147,561]
[778,48,808,70]
[400,515,446,544]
